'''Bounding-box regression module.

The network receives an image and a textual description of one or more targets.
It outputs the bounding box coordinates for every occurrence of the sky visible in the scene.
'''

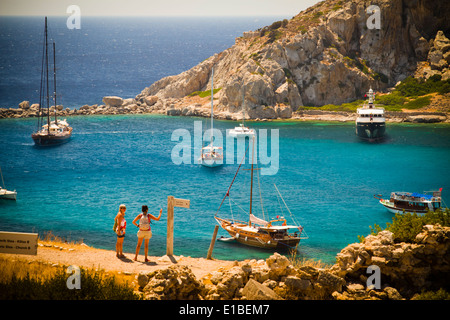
[0,0,321,17]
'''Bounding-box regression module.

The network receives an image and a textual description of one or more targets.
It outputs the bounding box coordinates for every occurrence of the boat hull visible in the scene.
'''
[380,199,428,214]
[199,158,223,167]
[356,122,385,142]
[228,129,256,138]
[231,229,300,251]
[32,132,72,146]
[0,189,17,200]
[215,217,300,251]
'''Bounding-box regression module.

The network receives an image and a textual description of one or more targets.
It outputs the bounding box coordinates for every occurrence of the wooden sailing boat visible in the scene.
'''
[199,67,223,167]
[32,17,72,146]
[215,137,307,251]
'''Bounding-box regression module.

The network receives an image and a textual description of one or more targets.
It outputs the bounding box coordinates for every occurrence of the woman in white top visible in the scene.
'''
[132,205,162,262]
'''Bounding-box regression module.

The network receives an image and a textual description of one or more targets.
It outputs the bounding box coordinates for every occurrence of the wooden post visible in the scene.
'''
[167,196,174,256]
[207,225,219,260]
[166,196,190,257]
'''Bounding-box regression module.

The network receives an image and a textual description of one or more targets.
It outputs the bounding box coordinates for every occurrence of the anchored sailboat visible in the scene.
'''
[215,137,307,251]
[199,67,223,167]
[0,166,16,201]
[228,84,255,138]
[32,17,72,146]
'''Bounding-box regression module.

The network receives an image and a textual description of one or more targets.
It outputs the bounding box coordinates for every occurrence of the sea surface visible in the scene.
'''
[1,116,449,264]
[1,17,449,264]
[0,16,282,108]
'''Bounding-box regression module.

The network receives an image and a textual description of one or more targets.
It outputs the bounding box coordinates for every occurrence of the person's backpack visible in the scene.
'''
[113,217,118,232]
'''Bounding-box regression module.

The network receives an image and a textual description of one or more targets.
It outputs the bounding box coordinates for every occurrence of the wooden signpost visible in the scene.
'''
[167,196,190,256]
[0,231,38,255]
[207,225,219,260]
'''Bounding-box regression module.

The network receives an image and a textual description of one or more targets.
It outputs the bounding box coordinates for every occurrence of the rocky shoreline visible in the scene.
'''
[136,224,449,300]
[1,97,449,124]
[2,224,448,300]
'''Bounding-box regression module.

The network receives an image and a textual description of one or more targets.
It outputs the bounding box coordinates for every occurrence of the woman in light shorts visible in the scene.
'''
[132,205,162,262]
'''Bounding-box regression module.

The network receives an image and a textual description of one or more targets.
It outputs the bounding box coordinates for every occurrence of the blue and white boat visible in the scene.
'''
[375,189,443,214]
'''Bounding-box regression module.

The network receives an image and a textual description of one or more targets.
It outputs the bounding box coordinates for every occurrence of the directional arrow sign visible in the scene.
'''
[173,198,190,208]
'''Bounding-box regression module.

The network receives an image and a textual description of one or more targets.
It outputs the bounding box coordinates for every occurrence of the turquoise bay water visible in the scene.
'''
[0,116,449,264]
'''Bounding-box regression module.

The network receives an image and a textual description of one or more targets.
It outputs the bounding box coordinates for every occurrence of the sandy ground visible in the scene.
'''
[2,241,235,280]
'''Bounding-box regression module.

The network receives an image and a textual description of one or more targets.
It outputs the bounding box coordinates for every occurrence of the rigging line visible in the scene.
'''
[255,159,266,221]
[214,142,250,217]
[273,183,301,226]
[228,196,235,223]
[37,19,46,131]
[276,190,284,217]
[229,197,249,215]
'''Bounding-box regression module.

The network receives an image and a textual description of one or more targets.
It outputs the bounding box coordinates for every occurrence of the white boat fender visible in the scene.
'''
[245,237,248,241]
[236,233,239,239]
[267,241,271,245]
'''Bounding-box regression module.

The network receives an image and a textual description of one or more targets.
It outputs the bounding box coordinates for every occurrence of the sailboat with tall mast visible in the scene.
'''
[0,166,16,201]
[199,67,223,167]
[228,84,255,138]
[215,137,307,251]
[32,17,72,146]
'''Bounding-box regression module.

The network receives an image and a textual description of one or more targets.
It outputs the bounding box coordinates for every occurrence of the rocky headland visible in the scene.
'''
[2,0,450,122]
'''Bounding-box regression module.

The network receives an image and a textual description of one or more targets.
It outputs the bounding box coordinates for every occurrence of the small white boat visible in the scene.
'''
[228,123,256,138]
[0,188,17,200]
[199,145,223,167]
[199,67,224,167]
[228,85,255,138]
[0,167,16,200]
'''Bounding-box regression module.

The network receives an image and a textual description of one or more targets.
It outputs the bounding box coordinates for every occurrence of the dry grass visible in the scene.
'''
[0,255,61,284]
[1,232,136,291]
[288,250,332,270]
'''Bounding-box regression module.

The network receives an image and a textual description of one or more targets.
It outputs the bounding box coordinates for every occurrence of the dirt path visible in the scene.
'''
[3,241,235,280]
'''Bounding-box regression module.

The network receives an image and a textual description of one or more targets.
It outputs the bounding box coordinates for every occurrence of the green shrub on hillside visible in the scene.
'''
[375,92,406,106]
[361,208,450,243]
[395,75,450,97]
[403,96,432,109]
[188,88,221,98]
[413,288,450,300]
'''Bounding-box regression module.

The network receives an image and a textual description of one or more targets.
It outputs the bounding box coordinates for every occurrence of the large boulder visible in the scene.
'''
[19,101,30,110]
[242,279,283,300]
[143,265,203,300]
[102,96,123,107]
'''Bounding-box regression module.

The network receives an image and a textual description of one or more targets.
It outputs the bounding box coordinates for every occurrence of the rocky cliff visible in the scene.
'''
[134,0,450,119]
[3,0,449,121]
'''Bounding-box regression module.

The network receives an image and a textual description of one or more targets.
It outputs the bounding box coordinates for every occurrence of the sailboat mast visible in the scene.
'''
[242,85,245,127]
[210,67,214,145]
[53,41,57,124]
[45,17,50,132]
[249,136,254,226]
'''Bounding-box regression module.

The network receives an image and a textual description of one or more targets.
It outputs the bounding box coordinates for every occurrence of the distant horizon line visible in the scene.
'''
[0,14,290,18]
